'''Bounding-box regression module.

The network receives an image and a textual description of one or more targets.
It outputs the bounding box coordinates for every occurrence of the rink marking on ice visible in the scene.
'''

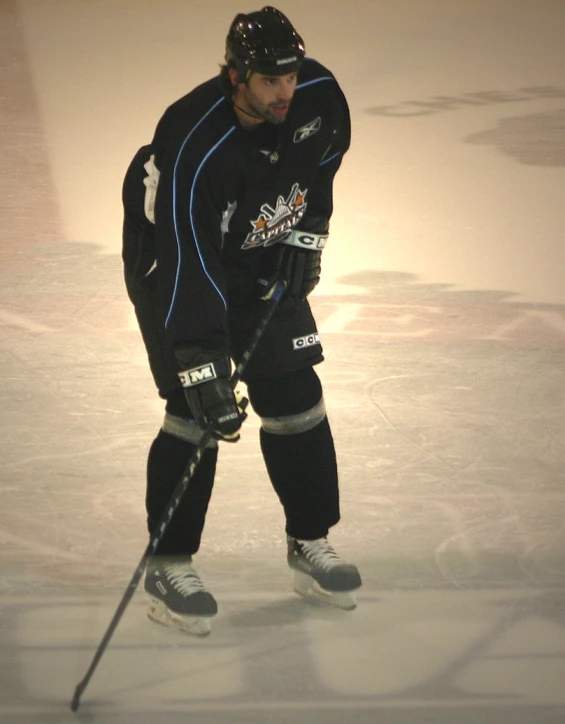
[0,307,53,332]
[316,300,565,346]
[0,528,102,563]
[481,309,565,341]
[318,302,435,338]
[0,436,143,470]
[1,698,562,715]
[318,304,364,333]
[1,593,386,606]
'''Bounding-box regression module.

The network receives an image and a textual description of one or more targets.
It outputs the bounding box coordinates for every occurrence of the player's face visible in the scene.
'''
[239,71,298,125]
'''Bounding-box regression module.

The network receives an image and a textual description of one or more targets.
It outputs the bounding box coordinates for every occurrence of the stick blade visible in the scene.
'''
[70,683,84,712]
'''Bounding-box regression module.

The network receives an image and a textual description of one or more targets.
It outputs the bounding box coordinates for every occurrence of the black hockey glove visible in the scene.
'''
[279,246,322,301]
[175,348,248,442]
[258,228,328,301]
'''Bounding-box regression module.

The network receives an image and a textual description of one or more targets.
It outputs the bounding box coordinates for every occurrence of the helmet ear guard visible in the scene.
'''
[225,6,305,84]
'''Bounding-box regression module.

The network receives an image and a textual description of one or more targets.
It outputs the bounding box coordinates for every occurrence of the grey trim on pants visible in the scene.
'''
[260,398,327,436]
[162,413,219,448]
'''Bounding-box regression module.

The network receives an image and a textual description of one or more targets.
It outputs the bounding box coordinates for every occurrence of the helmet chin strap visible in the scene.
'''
[230,87,266,123]
[232,100,264,122]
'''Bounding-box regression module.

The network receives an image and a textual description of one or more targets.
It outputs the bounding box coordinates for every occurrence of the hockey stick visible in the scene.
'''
[70,280,287,712]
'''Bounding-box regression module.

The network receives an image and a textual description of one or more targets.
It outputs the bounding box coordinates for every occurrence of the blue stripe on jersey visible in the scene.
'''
[189,125,236,304]
[296,76,334,90]
[320,151,342,166]
[166,97,232,328]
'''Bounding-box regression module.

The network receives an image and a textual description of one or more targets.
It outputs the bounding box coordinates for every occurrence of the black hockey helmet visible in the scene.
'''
[225,6,305,83]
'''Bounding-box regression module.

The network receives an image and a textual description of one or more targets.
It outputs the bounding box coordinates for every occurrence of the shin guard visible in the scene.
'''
[146,430,218,555]
[259,413,340,539]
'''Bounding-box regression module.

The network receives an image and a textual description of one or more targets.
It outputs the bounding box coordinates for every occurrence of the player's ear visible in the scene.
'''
[228,67,239,88]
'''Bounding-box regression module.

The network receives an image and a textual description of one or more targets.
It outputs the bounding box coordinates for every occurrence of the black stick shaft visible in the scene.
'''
[70,281,286,712]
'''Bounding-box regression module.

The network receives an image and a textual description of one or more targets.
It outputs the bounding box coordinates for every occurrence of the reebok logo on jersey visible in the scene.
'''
[241,183,308,250]
[178,363,217,387]
[294,117,322,143]
[292,333,320,350]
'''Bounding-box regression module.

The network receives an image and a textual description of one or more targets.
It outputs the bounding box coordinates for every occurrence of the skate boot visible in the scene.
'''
[144,557,217,636]
[287,536,362,610]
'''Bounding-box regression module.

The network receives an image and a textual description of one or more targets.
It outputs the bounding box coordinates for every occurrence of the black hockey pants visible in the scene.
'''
[146,366,340,555]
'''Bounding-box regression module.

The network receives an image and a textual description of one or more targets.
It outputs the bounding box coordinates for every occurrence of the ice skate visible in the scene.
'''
[287,536,362,610]
[144,557,217,636]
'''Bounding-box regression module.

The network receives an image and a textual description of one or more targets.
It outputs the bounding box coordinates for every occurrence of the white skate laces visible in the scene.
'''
[162,562,208,596]
[145,557,218,636]
[287,535,362,610]
[294,538,343,571]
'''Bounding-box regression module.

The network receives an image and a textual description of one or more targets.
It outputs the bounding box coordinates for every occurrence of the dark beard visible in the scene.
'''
[254,103,288,126]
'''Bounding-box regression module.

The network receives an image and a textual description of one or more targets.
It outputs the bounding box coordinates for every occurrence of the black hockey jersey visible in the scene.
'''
[125,58,350,354]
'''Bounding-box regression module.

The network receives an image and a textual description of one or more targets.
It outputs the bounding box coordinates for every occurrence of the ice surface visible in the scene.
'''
[1,0,565,722]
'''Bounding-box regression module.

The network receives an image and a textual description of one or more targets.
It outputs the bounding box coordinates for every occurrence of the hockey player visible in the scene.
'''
[122,6,361,636]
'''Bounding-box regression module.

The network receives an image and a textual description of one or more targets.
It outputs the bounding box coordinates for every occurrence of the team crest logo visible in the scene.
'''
[294,117,322,143]
[241,183,308,250]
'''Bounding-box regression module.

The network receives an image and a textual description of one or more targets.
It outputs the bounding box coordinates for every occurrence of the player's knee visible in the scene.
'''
[162,413,219,447]
[246,367,326,434]
[260,397,327,435]
[163,389,219,447]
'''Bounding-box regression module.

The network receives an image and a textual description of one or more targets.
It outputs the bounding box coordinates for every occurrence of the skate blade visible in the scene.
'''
[147,598,212,636]
[292,571,357,611]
